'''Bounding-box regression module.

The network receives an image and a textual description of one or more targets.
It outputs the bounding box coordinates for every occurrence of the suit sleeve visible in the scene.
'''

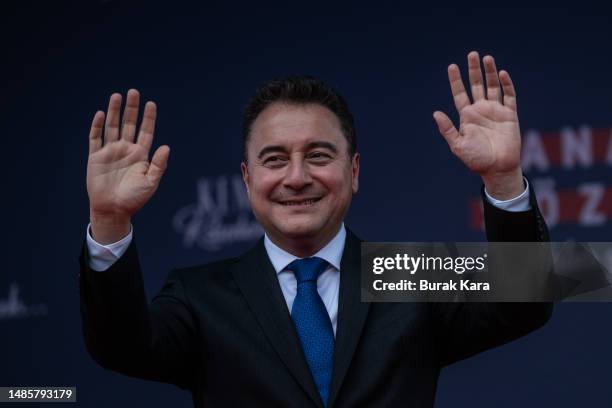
[78,236,198,390]
[431,179,553,366]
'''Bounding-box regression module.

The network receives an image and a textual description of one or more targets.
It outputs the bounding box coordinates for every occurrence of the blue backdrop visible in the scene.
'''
[2,2,611,407]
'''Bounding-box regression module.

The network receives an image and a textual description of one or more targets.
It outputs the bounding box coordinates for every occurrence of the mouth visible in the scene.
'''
[277,197,323,207]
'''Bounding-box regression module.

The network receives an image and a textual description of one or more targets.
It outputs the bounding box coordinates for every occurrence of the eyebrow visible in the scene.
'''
[257,140,339,160]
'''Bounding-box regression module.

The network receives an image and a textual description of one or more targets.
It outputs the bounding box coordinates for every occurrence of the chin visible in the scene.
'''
[277,221,321,239]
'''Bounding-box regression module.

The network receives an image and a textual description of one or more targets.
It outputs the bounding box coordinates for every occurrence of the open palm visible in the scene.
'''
[434,52,523,196]
[87,90,169,218]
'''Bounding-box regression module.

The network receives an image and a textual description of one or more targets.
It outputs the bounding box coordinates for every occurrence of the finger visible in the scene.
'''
[433,111,460,148]
[146,145,170,186]
[137,101,157,153]
[121,89,140,142]
[89,111,105,155]
[104,93,122,143]
[467,51,486,101]
[483,55,502,103]
[499,70,518,111]
[448,64,471,112]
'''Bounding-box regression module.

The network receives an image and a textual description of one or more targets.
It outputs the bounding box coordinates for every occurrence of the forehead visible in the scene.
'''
[248,103,345,152]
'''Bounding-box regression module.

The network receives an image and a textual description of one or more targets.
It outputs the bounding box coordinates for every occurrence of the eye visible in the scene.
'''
[307,152,332,161]
[263,155,287,167]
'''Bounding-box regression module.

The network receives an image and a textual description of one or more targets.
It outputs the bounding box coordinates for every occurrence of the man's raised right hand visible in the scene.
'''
[87,89,169,244]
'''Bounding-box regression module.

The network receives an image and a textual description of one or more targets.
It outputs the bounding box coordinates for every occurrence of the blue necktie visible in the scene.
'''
[288,257,334,406]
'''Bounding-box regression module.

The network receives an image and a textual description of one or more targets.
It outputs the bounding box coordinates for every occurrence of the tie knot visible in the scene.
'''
[287,257,328,284]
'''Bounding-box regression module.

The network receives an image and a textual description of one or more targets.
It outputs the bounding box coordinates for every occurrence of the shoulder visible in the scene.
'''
[171,256,241,283]
[169,238,266,284]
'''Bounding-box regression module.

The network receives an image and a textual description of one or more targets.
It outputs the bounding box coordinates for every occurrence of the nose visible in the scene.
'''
[283,157,312,190]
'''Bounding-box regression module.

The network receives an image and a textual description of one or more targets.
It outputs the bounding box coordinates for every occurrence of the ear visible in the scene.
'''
[351,152,360,193]
[240,161,250,197]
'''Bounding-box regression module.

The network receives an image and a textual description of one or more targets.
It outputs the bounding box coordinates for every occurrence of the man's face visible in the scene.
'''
[241,102,359,253]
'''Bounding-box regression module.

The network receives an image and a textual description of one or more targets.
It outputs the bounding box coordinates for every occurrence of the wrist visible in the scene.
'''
[481,168,525,200]
[90,211,131,244]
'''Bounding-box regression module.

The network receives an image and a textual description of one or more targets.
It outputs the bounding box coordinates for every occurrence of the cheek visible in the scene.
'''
[317,168,353,197]
[250,173,280,198]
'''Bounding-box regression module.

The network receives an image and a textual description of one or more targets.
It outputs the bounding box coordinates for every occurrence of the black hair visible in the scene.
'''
[242,75,357,162]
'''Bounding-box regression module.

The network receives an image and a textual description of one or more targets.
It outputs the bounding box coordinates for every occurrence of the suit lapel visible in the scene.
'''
[328,228,370,408]
[230,238,324,408]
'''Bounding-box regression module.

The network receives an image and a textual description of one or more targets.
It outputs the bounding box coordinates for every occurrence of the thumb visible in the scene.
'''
[433,111,460,149]
[146,145,170,186]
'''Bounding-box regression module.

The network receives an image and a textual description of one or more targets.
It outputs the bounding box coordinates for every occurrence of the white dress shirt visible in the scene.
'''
[264,224,344,335]
[85,180,532,337]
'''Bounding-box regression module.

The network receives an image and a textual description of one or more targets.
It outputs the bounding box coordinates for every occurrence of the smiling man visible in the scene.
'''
[80,52,551,408]
[241,101,359,257]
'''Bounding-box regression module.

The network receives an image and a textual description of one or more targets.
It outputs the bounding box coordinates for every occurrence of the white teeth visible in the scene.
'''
[281,199,318,206]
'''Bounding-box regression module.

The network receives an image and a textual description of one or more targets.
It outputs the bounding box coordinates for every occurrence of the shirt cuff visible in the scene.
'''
[484,177,531,212]
[85,223,133,272]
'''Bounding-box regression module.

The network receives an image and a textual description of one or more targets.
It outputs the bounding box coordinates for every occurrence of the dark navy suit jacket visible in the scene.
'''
[79,186,551,407]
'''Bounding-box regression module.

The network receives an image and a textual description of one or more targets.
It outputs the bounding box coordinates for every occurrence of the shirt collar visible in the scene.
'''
[264,223,346,274]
